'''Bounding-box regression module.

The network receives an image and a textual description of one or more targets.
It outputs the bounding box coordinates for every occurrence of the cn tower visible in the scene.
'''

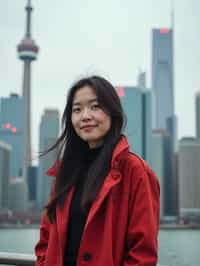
[17,0,39,180]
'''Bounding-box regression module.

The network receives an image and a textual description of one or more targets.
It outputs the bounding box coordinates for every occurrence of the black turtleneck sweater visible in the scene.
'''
[64,146,102,266]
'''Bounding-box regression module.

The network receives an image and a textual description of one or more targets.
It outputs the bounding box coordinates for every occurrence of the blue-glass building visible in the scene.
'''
[116,86,152,164]
[0,93,24,178]
[28,165,38,202]
[152,28,174,130]
[151,129,176,219]
[152,28,178,216]
[0,141,11,209]
[37,109,59,209]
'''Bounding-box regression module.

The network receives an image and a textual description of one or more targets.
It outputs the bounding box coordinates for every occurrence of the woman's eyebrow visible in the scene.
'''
[72,98,98,106]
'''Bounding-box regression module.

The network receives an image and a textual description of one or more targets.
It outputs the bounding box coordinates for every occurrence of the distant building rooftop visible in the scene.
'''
[0,141,12,151]
[10,93,20,98]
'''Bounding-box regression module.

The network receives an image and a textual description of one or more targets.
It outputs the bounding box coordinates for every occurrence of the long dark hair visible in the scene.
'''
[45,75,126,222]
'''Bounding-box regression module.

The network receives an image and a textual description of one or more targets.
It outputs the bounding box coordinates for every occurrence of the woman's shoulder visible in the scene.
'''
[120,151,147,171]
[119,151,158,184]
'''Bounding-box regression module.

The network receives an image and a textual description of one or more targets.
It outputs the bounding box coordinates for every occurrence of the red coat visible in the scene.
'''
[35,136,160,266]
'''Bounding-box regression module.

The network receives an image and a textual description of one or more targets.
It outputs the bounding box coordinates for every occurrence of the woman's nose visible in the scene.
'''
[81,108,92,120]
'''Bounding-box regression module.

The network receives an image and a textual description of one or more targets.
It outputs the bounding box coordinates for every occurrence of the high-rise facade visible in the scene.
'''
[151,130,166,218]
[116,86,152,164]
[178,138,200,223]
[17,0,39,181]
[28,165,38,202]
[152,28,174,130]
[0,141,11,209]
[8,178,28,211]
[151,129,177,219]
[37,109,59,209]
[0,94,24,177]
[152,27,178,218]
[142,90,152,164]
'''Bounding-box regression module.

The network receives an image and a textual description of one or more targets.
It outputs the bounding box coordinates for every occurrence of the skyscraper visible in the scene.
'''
[0,94,24,177]
[116,86,152,164]
[28,165,38,202]
[151,129,175,219]
[178,137,200,223]
[17,0,39,181]
[151,24,178,217]
[9,178,28,211]
[37,109,59,209]
[152,28,174,130]
[0,141,11,209]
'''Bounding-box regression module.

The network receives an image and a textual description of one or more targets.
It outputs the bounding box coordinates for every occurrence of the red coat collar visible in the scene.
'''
[46,135,130,176]
[111,135,130,169]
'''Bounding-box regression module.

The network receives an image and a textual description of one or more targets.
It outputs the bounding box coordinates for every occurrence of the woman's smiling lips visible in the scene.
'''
[81,125,97,132]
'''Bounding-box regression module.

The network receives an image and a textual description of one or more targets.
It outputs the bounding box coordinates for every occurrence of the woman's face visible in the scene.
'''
[71,86,111,148]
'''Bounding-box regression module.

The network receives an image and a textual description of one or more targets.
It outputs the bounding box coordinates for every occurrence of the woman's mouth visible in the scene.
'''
[81,125,96,132]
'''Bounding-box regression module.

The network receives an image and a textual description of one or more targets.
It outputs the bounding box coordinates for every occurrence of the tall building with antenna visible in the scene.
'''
[151,4,178,217]
[152,2,174,124]
[152,27,174,130]
[151,4,177,153]
[17,0,39,181]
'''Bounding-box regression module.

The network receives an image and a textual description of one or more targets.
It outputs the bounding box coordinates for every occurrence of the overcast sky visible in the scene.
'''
[1,0,200,159]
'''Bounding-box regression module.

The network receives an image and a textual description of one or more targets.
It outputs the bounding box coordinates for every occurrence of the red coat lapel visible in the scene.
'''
[85,169,121,229]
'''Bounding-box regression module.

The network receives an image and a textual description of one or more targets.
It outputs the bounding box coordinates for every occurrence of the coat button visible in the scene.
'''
[112,172,120,180]
[112,174,118,180]
[83,252,92,261]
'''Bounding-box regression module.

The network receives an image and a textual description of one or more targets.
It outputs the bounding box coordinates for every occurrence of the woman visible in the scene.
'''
[35,76,160,266]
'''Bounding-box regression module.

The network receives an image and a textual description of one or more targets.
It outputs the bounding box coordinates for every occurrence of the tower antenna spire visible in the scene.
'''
[25,0,33,38]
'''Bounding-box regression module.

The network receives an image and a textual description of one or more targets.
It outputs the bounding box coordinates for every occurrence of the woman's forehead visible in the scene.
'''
[73,86,98,105]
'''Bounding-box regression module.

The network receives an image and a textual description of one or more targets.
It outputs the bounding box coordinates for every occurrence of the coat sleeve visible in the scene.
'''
[34,212,51,266]
[34,166,57,266]
[122,160,160,266]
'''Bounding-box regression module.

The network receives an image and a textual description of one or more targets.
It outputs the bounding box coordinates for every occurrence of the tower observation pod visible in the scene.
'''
[17,1,39,61]
[18,38,38,60]
[17,0,39,182]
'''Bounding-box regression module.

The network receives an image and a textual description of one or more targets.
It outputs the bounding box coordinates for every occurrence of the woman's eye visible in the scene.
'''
[91,104,100,110]
[72,108,80,113]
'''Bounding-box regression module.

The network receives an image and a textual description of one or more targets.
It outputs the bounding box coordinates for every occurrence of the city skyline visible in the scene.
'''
[1,0,200,160]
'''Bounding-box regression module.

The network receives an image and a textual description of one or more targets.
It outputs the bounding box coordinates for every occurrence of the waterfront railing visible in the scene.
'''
[0,252,166,266]
[0,252,35,266]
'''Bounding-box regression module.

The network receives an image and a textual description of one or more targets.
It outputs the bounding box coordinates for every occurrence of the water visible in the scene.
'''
[158,230,200,266]
[0,229,199,266]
